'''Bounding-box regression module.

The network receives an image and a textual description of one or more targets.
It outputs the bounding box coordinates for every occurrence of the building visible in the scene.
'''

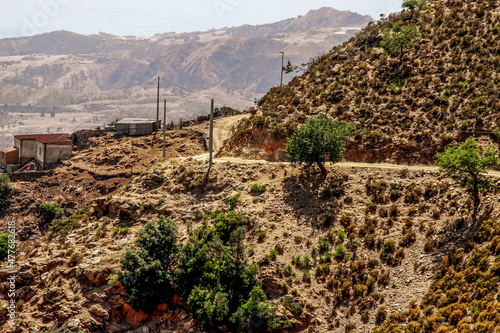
[14,134,73,170]
[0,147,19,169]
[115,118,159,136]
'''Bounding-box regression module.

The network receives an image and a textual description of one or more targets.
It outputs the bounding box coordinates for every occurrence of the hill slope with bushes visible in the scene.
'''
[220,0,500,163]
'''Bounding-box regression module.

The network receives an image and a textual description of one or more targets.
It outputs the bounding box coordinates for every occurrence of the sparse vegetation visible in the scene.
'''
[224,193,241,210]
[49,206,90,237]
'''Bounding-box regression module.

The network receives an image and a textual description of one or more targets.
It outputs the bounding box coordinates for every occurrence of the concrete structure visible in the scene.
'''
[115,118,159,136]
[0,147,19,168]
[15,135,37,165]
[14,134,73,169]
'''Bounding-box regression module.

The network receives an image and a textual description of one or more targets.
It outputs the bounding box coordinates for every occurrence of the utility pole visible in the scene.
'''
[205,99,214,182]
[280,51,284,88]
[156,76,160,131]
[163,99,166,159]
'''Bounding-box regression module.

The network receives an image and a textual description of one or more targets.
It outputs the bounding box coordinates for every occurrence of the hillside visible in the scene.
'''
[219,0,500,164]
[2,124,500,332]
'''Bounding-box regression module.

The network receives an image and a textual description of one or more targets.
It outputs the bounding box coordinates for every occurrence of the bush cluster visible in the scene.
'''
[120,212,288,331]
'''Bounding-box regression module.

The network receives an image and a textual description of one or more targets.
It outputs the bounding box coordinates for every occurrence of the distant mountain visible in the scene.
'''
[225,7,373,37]
[0,7,373,98]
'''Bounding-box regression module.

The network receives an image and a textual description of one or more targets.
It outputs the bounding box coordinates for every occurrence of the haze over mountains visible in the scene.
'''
[0,7,372,150]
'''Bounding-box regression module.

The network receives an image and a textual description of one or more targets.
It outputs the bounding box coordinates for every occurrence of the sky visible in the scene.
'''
[0,0,404,39]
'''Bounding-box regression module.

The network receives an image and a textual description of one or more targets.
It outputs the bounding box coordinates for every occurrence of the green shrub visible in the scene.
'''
[0,233,15,260]
[119,209,290,331]
[0,174,12,206]
[380,240,396,261]
[231,286,288,331]
[49,206,89,237]
[318,239,331,252]
[120,216,179,312]
[334,244,348,259]
[376,306,387,323]
[251,184,267,193]
[40,202,64,220]
[282,295,303,314]
[113,227,129,235]
[224,193,241,211]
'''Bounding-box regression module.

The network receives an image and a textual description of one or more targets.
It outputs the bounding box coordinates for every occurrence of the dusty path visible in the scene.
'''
[190,113,249,153]
[187,114,500,178]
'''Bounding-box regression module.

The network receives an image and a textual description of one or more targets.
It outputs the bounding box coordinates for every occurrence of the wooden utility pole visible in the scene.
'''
[205,99,214,182]
[156,76,160,131]
[280,51,284,88]
[163,99,166,159]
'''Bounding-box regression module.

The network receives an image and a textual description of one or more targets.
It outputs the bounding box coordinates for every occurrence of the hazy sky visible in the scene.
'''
[0,0,403,39]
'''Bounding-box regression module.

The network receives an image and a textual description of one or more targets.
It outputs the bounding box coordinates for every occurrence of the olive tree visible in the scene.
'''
[436,138,499,206]
[285,117,354,177]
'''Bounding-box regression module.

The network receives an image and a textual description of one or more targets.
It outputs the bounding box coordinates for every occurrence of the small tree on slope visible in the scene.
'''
[436,138,499,207]
[285,117,354,177]
[380,23,419,66]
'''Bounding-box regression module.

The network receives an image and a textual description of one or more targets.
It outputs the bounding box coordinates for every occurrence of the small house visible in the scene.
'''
[14,134,73,169]
[115,118,159,136]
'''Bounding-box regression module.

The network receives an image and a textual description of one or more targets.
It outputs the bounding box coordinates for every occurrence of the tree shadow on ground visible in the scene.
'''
[433,202,494,269]
[282,170,347,229]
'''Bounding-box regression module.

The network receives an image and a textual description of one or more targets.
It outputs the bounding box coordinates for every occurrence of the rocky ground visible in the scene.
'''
[3,149,499,332]
[0,129,206,254]
[1,113,500,333]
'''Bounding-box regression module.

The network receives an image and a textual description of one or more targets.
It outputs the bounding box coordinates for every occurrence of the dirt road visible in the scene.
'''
[188,114,500,178]
[191,113,249,153]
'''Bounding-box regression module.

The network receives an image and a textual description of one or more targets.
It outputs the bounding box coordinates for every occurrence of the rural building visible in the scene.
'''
[14,134,73,170]
[115,118,159,136]
[0,147,19,168]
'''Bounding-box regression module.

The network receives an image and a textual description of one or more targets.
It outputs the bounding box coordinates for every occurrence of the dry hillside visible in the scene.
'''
[219,0,500,164]
[3,152,500,332]
[0,111,499,333]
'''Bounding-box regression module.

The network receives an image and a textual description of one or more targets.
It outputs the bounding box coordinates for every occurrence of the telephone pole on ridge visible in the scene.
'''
[163,99,166,159]
[280,51,284,88]
[156,76,160,131]
[205,99,214,182]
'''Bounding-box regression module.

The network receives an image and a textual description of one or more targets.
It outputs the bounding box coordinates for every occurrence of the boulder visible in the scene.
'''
[89,304,110,321]
[261,275,286,298]
[122,303,149,327]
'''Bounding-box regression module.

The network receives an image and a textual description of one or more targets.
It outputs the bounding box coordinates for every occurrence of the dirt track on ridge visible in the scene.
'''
[189,114,500,178]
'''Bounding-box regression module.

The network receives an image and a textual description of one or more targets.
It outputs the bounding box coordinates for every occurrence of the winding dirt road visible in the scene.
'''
[189,114,500,178]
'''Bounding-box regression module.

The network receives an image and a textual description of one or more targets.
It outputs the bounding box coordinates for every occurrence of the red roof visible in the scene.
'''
[15,133,72,143]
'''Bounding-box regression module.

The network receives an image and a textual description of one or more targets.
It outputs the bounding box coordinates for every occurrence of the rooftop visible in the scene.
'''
[116,118,157,124]
[15,134,72,143]
[0,147,18,153]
